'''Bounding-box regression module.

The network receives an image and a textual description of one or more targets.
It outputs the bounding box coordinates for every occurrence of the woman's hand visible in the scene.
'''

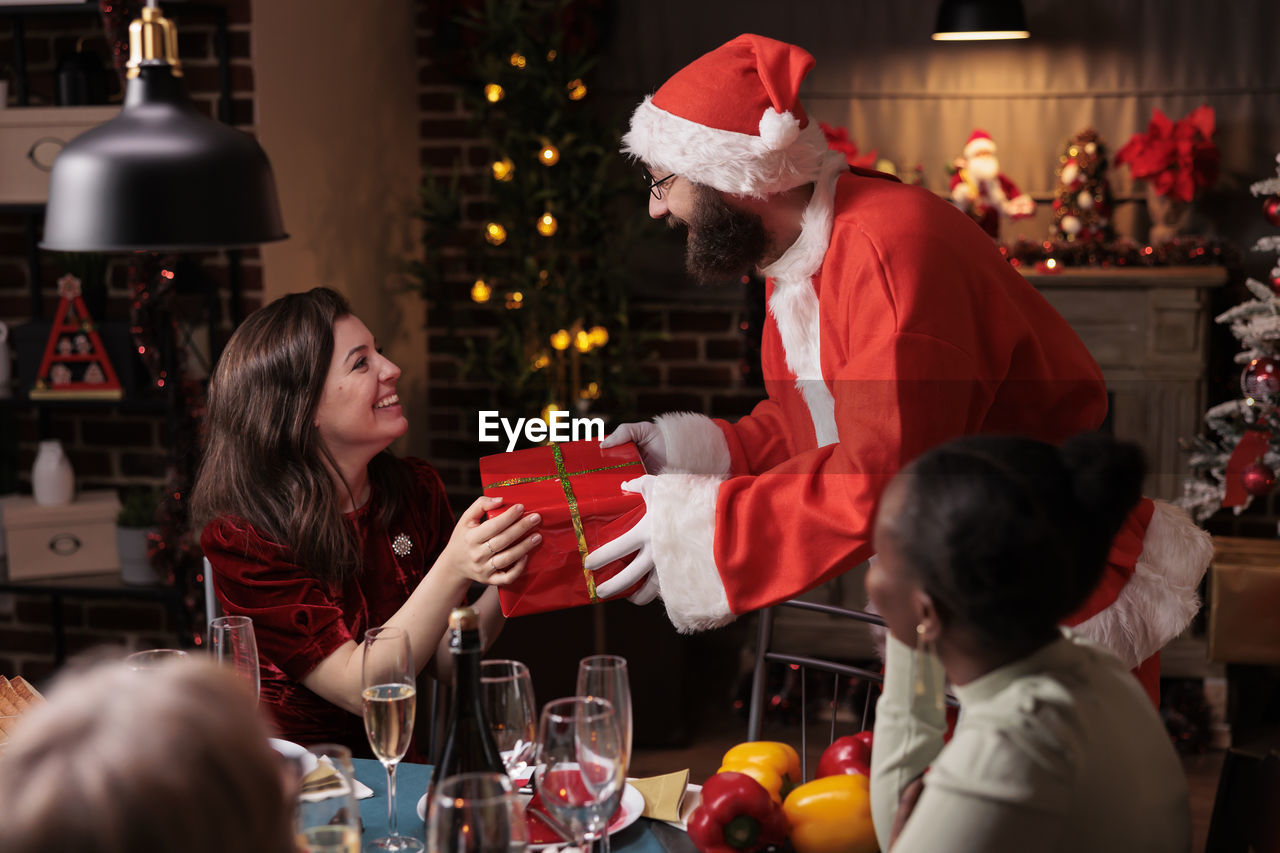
[889,774,926,848]
[442,496,542,586]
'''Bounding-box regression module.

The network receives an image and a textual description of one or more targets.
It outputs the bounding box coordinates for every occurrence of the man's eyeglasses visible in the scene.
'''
[643,171,676,200]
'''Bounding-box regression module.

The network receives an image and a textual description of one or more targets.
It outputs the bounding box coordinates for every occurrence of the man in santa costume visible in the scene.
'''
[588,33,1209,703]
[949,129,1036,240]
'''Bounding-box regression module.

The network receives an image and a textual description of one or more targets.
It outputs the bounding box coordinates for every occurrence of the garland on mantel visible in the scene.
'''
[1001,235,1235,270]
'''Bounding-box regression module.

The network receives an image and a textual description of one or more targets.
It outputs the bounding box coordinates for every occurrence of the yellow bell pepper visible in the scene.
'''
[782,774,878,853]
[716,741,802,803]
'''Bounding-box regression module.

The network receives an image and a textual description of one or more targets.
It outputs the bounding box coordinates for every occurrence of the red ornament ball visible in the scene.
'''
[1242,357,1280,401]
[1242,461,1278,497]
[1265,196,1280,228]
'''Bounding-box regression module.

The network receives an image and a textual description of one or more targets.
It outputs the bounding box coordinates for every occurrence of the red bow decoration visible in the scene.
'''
[820,122,879,170]
[1115,106,1219,204]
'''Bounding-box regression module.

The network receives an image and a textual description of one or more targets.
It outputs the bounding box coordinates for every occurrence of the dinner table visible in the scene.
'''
[352,758,695,853]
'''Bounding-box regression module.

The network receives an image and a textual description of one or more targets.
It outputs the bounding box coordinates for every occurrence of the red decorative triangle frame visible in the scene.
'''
[30,274,123,401]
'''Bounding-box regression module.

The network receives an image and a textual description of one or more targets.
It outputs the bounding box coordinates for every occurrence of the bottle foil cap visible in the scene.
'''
[449,606,479,631]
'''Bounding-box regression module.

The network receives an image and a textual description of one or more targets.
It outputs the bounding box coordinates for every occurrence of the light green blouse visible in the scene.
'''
[870,629,1190,852]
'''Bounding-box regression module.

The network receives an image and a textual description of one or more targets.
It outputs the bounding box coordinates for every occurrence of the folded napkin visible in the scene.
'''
[628,770,692,824]
[299,757,374,801]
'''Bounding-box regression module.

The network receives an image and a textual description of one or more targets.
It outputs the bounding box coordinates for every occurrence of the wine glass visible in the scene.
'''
[208,615,260,700]
[576,656,631,766]
[479,660,537,782]
[125,648,189,670]
[534,697,625,853]
[426,771,527,853]
[363,626,422,852]
[296,743,362,853]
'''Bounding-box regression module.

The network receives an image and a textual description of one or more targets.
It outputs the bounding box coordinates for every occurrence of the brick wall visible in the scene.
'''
[0,0,259,681]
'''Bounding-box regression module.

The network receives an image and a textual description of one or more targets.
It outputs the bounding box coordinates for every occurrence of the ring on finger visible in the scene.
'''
[485,539,496,556]
[489,557,496,573]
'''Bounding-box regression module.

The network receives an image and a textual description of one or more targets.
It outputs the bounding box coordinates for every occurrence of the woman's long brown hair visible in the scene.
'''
[191,287,409,587]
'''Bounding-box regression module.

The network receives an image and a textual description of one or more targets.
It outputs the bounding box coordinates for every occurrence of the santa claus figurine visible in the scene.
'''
[949,129,1035,240]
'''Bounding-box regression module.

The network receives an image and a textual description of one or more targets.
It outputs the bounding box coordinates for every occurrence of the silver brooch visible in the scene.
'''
[391,533,413,557]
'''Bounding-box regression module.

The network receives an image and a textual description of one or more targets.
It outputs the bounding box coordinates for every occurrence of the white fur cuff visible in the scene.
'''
[654,412,731,477]
[1073,500,1212,668]
[645,473,734,633]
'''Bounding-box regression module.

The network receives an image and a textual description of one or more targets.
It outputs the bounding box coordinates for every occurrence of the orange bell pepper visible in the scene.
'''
[716,741,802,804]
[782,774,878,853]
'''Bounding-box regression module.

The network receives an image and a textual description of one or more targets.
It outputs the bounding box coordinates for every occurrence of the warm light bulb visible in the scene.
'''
[1045,258,1058,270]
[470,279,492,303]
[580,381,601,400]
[567,79,587,100]
[484,83,505,103]
[546,49,557,61]
[588,325,609,347]
[505,291,524,309]
[574,329,591,352]
[491,157,515,182]
[540,403,561,426]
[532,352,550,370]
[537,212,558,236]
[550,329,571,351]
[485,222,507,245]
[509,52,526,68]
[539,143,560,166]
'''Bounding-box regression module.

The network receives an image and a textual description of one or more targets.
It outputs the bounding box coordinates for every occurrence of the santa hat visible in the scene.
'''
[963,129,998,159]
[621,34,833,198]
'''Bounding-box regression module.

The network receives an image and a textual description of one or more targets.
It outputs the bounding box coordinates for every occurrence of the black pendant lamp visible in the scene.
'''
[41,1,287,252]
[932,0,1030,41]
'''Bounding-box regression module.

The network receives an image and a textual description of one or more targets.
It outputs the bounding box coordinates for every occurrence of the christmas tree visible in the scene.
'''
[413,0,642,420]
[1180,153,1280,521]
[1050,128,1115,244]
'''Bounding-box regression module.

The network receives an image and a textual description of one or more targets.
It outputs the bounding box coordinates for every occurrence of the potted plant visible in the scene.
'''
[1115,106,1219,244]
[117,485,161,585]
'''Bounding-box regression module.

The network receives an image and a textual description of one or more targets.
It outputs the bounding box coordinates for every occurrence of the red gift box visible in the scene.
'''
[479,440,646,617]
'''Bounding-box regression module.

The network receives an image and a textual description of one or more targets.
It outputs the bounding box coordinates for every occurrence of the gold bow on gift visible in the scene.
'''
[486,443,642,600]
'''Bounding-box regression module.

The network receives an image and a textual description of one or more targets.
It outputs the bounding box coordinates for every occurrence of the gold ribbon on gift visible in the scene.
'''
[486,443,642,601]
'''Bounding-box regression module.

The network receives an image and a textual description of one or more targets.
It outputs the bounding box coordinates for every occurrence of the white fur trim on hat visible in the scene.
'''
[1072,500,1211,668]
[645,472,734,633]
[654,412,731,476]
[622,97,831,198]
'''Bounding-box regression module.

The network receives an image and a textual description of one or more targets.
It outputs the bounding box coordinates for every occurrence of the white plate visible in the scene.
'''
[269,738,319,776]
[416,781,644,846]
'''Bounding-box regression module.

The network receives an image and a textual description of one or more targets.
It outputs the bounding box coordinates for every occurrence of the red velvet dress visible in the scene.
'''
[200,457,454,760]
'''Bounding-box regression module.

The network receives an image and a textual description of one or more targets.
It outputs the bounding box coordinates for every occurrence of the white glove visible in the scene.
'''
[585,477,659,605]
[601,422,667,473]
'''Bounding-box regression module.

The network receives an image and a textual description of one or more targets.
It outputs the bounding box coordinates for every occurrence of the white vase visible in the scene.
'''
[32,439,74,506]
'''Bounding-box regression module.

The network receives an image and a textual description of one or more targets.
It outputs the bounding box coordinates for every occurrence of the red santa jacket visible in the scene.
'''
[642,160,1209,700]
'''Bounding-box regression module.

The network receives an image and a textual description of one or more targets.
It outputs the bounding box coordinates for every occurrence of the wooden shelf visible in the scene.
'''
[1020,265,1229,289]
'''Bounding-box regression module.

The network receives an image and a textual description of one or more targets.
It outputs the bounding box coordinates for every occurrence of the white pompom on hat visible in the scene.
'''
[963,129,998,159]
[622,34,833,198]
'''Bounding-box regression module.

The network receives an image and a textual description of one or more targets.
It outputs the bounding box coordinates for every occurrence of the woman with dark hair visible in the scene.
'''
[192,287,541,758]
[867,433,1191,852]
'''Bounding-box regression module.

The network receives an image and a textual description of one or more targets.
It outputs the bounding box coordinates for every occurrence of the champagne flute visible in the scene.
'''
[479,660,537,782]
[208,615,260,700]
[363,626,422,852]
[296,743,362,853]
[576,657,631,853]
[534,697,625,852]
[426,771,527,853]
[125,648,189,670]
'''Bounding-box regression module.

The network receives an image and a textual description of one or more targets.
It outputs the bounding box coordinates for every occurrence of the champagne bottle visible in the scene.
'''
[431,606,505,797]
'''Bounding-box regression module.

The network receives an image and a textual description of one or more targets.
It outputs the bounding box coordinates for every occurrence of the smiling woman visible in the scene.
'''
[189,287,543,758]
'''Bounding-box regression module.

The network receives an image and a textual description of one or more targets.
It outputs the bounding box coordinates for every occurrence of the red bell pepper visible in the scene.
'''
[815,731,873,778]
[687,772,789,853]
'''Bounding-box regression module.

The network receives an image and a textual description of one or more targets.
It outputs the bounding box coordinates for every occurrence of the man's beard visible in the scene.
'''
[669,186,770,284]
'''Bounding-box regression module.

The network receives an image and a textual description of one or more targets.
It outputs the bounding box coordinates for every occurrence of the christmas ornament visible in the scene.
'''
[949,129,1035,240]
[31,274,123,400]
[1264,196,1280,227]
[1241,356,1280,401]
[1242,460,1277,496]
